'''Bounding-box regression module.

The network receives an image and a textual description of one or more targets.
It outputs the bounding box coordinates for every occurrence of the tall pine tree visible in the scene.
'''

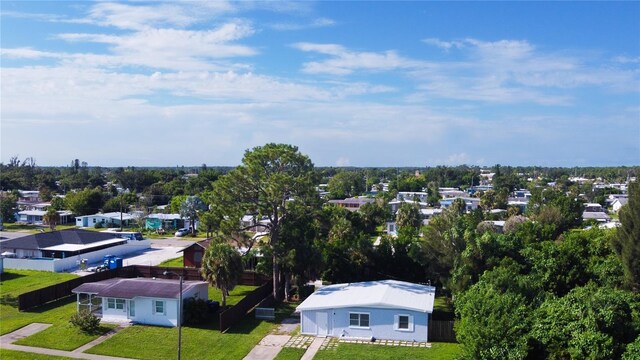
[612,181,639,292]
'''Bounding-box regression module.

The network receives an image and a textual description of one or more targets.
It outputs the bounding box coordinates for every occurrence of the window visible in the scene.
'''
[398,315,409,329]
[154,300,165,315]
[115,299,125,310]
[107,298,125,310]
[349,312,370,328]
[395,314,413,331]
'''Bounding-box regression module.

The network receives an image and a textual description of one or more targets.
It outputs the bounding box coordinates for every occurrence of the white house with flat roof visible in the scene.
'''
[75,212,135,228]
[297,280,435,342]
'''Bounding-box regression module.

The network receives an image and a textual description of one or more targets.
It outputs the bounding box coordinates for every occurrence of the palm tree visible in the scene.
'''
[43,207,60,231]
[200,242,243,307]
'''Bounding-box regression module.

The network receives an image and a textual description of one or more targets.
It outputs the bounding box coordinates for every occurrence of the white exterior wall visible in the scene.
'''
[101,282,207,327]
[301,307,429,342]
[3,240,150,272]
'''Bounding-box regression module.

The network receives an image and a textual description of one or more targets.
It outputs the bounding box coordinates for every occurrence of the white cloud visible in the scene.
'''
[53,22,256,71]
[270,17,336,31]
[1,47,62,59]
[293,42,422,75]
[79,2,236,30]
[422,38,463,50]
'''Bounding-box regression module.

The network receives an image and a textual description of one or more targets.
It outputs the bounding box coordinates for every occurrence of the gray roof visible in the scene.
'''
[0,229,121,251]
[72,277,207,299]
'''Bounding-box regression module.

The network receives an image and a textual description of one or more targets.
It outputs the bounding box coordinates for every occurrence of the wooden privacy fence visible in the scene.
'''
[218,282,274,332]
[18,267,132,310]
[17,265,270,311]
[428,319,456,342]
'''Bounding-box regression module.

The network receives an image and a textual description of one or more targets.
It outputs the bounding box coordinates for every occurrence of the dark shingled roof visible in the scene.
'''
[0,229,122,251]
[72,278,208,299]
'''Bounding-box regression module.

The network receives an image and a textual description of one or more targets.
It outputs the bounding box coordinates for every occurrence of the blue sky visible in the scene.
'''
[1,1,639,167]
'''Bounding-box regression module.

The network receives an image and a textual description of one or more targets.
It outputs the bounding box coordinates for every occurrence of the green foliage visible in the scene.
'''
[209,143,317,300]
[396,202,422,240]
[64,187,105,216]
[612,180,640,291]
[43,207,60,230]
[50,196,65,210]
[357,202,389,234]
[276,202,323,292]
[479,189,508,210]
[201,242,243,307]
[69,309,101,334]
[455,281,531,360]
[327,170,366,199]
[526,187,584,239]
[531,284,639,359]
[180,195,207,234]
[183,297,212,324]
[0,192,17,223]
[623,336,640,360]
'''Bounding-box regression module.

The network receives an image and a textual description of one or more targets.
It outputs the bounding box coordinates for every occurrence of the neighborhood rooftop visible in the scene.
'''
[72,277,207,299]
[0,228,124,251]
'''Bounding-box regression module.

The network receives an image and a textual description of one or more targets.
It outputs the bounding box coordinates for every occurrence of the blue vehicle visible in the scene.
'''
[96,255,123,272]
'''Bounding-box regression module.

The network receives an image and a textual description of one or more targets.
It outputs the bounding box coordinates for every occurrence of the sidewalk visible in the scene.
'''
[1,323,133,360]
[243,314,299,360]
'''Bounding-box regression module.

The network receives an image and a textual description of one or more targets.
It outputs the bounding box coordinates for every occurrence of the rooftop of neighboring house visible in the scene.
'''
[72,277,207,299]
[0,229,125,251]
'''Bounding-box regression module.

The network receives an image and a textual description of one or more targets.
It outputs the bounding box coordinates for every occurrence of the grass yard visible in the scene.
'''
[157,256,184,268]
[87,302,298,360]
[0,270,78,300]
[433,295,455,320]
[208,284,257,306]
[314,342,462,360]
[0,348,75,360]
[0,270,115,350]
[274,347,307,360]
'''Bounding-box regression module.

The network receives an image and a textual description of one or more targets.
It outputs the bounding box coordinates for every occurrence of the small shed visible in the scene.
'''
[297,280,435,342]
[180,239,212,268]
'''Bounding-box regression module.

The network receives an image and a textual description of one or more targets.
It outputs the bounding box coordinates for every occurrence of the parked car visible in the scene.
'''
[175,228,190,237]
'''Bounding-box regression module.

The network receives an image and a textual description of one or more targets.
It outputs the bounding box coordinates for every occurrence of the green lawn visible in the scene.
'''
[0,270,115,350]
[433,295,455,320]
[208,284,257,306]
[274,347,306,360]
[314,342,462,360]
[87,302,298,360]
[157,256,184,268]
[0,270,78,299]
[0,348,74,360]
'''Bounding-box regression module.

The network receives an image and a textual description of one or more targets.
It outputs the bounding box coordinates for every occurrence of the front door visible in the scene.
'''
[128,300,135,318]
[316,311,329,336]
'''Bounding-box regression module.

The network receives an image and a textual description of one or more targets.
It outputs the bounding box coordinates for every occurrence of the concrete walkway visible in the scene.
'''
[243,314,300,360]
[300,337,325,360]
[0,323,133,360]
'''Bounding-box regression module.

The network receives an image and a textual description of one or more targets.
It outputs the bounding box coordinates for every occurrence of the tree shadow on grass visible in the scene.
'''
[0,272,26,282]
[24,296,75,314]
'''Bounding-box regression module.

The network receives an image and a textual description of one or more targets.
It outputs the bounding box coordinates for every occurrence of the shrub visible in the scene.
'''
[70,309,101,334]
[183,297,211,325]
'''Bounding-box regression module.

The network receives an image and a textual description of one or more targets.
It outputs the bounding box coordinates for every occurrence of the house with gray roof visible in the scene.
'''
[0,229,150,272]
[72,277,208,327]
